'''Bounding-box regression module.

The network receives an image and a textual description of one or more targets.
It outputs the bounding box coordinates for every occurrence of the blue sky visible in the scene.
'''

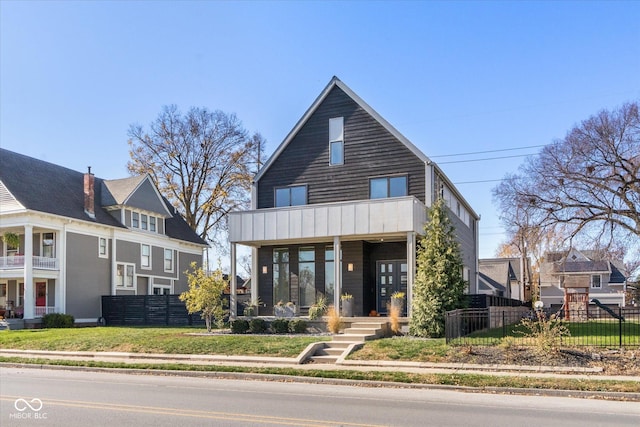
[2,1,639,259]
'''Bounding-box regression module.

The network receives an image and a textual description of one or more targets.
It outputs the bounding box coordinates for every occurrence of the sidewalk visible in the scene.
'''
[2,348,639,383]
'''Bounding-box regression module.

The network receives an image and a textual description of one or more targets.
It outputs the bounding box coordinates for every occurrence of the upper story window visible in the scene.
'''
[141,244,151,269]
[329,117,344,165]
[275,185,307,207]
[141,214,148,230]
[98,237,108,258]
[149,216,156,232]
[370,176,407,199]
[164,248,174,272]
[591,274,602,289]
[130,210,159,234]
[41,232,55,258]
[132,212,139,228]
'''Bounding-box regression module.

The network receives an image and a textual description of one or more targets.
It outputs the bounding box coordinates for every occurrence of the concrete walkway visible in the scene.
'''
[1,348,639,383]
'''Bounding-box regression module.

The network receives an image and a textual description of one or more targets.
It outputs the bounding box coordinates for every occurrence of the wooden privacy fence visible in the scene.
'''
[445,306,640,347]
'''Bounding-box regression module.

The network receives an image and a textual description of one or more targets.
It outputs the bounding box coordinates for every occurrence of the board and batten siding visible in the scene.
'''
[257,86,426,209]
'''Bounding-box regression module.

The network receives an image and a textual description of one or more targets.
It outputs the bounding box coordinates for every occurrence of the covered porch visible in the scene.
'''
[228,196,427,319]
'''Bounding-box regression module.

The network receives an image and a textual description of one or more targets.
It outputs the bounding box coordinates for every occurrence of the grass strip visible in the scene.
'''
[1,356,638,394]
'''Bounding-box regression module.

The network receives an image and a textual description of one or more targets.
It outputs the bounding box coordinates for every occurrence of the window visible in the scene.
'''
[273,248,290,304]
[132,212,139,228]
[275,185,307,207]
[329,117,344,165]
[98,237,108,258]
[164,249,174,272]
[141,244,151,269]
[42,232,55,258]
[591,274,602,289]
[117,263,135,288]
[325,247,335,304]
[141,214,148,230]
[369,176,407,199]
[153,286,171,295]
[150,216,156,232]
[299,247,316,307]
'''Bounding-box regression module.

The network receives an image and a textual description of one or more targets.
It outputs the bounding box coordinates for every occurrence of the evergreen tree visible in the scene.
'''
[410,198,467,337]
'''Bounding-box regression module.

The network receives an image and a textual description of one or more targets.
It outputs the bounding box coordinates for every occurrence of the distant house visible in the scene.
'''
[0,149,207,325]
[539,249,627,310]
[478,257,531,301]
[229,77,479,318]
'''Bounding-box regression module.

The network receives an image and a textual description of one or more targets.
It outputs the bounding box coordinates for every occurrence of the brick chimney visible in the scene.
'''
[84,166,95,219]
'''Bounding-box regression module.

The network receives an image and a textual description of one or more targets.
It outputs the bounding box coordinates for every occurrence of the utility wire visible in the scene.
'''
[438,153,533,165]
[430,144,546,158]
[453,179,503,185]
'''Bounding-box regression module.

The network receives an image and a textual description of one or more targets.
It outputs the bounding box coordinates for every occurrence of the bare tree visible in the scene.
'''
[494,101,639,251]
[128,105,266,246]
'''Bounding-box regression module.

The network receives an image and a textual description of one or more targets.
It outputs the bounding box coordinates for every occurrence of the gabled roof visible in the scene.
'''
[102,175,173,217]
[0,148,207,246]
[543,250,618,276]
[102,175,146,205]
[478,272,507,293]
[479,258,522,284]
[255,76,431,183]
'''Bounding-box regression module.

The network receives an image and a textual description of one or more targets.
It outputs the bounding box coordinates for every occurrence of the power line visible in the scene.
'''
[430,144,546,158]
[438,153,533,165]
[453,179,503,185]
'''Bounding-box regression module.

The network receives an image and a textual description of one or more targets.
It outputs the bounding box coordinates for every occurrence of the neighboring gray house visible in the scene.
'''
[0,149,207,324]
[478,258,532,302]
[229,77,479,318]
[539,249,627,310]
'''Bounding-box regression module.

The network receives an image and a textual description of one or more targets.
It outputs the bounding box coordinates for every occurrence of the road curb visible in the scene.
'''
[2,361,640,402]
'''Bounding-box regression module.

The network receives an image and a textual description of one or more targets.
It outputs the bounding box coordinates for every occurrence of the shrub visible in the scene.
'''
[41,313,74,328]
[249,318,268,334]
[289,319,308,333]
[308,293,327,320]
[230,319,250,334]
[517,310,570,355]
[271,318,290,334]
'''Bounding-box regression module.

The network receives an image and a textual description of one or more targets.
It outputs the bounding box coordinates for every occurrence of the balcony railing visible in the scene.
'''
[0,256,59,270]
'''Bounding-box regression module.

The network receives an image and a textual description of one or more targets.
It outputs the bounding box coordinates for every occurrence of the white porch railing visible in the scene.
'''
[0,256,59,270]
[34,306,58,317]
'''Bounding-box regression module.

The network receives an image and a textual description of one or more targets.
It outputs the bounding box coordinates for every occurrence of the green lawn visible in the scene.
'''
[454,319,640,347]
[348,336,449,361]
[0,327,329,357]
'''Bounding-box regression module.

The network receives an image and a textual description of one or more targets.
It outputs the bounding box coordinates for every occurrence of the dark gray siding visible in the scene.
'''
[66,232,111,319]
[126,179,169,214]
[444,207,477,292]
[258,87,426,208]
[176,252,201,294]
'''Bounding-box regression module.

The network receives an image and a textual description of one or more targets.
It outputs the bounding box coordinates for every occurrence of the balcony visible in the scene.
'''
[229,196,427,245]
[0,256,59,270]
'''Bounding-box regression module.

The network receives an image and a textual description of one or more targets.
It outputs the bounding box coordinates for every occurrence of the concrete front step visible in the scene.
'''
[315,347,345,356]
[343,327,382,336]
[308,355,339,364]
[349,322,387,329]
[332,334,376,342]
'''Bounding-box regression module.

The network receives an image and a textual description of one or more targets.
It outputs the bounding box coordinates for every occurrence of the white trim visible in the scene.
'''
[140,243,151,270]
[163,248,174,273]
[98,237,108,259]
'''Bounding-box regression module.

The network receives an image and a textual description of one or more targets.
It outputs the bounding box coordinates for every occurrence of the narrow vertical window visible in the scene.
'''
[141,214,148,230]
[141,244,151,268]
[329,117,344,165]
[164,248,174,272]
[299,247,316,307]
[42,233,55,258]
[132,212,139,228]
[591,275,601,289]
[149,216,157,232]
[324,247,335,304]
[98,237,107,258]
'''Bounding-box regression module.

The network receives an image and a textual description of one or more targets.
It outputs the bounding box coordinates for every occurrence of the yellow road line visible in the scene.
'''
[1,395,384,427]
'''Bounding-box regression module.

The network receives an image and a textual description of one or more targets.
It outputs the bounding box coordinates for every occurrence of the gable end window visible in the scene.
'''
[370,176,407,199]
[591,274,601,289]
[329,117,344,165]
[132,212,139,228]
[275,185,307,207]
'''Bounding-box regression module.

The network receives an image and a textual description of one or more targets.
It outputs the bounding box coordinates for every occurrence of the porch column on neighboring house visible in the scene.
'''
[55,228,63,313]
[333,236,341,311]
[230,242,237,319]
[251,247,259,307]
[406,231,416,317]
[23,224,34,319]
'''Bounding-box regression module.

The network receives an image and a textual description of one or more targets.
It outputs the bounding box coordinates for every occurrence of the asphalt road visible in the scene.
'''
[1,367,639,427]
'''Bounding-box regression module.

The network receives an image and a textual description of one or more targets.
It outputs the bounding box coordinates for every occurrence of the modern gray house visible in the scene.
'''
[229,77,479,318]
[0,149,207,324]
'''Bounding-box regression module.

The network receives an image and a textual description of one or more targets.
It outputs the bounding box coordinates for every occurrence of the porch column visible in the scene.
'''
[333,236,341,311]
[406,231,416,318]
[230,242,237,319]
[251,247,259,307]
[23,224,34,319]
[55,228,63,313]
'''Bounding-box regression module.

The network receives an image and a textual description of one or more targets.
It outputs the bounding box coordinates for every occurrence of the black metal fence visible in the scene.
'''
[445,306,640,347]
[466,294,527,309]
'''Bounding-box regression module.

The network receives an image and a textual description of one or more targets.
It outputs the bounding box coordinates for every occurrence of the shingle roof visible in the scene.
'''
[102,175,146,205]
[0,148,207,246]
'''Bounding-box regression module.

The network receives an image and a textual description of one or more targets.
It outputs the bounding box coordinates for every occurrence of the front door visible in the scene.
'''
[36,282,46,308]
[376,260,407,315]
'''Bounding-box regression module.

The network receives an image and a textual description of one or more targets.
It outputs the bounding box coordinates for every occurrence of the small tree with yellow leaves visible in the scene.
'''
[180,262,228,332]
